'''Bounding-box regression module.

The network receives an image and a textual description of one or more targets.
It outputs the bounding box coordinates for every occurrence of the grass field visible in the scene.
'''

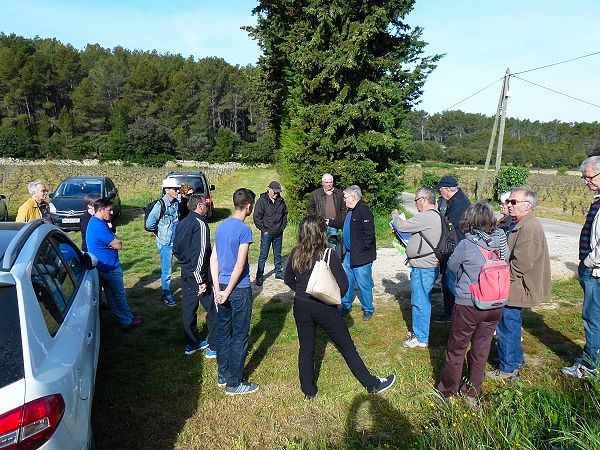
[57,163,597,449]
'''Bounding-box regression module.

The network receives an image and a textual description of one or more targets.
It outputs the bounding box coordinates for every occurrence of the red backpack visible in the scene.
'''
[466,245,510,310]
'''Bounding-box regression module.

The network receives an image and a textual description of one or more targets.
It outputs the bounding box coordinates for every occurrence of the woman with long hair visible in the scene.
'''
[284,215,395,398]
[437,202,508,405]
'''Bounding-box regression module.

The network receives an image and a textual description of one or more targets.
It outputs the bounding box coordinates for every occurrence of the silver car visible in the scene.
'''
[0,220,100,449]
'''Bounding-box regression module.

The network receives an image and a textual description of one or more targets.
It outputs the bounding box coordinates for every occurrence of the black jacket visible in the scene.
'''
[307,187,347,228]
[172,211,211,285]
[345,199,376,266]
[253,192,288,236]
[445,189,471,241]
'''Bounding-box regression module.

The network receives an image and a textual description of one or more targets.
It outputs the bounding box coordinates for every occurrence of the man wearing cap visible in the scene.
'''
[307,173,347,249]
[146,178,181,306]
[253,181,288,286]
[434,175,471,323]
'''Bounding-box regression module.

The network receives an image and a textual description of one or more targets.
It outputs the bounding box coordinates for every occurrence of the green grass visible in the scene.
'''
[87,165,599,449]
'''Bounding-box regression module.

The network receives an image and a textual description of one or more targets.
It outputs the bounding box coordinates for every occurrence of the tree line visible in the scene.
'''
[0,33,272,165]
[407,110,600,169]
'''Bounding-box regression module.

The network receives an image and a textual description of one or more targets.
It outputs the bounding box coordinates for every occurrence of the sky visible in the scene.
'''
[2,0,599,123]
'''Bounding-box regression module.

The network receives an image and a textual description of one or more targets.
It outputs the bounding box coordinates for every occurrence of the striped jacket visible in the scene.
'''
[173,211,211,285]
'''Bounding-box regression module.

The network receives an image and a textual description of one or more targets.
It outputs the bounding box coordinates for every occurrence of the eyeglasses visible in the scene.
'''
[582,172,600,182]
[414,197,424,203]
[505,199,529,206]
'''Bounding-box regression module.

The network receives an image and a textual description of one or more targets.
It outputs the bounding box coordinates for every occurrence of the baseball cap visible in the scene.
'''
[434,176,459,189]
[268,181,282,192]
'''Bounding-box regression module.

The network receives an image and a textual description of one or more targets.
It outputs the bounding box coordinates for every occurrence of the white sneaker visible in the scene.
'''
[403,336,428,348]
[561,362,598,379]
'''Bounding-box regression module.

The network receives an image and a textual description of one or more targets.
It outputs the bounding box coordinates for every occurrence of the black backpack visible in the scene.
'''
[144,198,166,233]
[409,210,457,263]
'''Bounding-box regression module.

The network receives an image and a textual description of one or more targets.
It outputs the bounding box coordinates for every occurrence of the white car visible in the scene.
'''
[0,220,100,450]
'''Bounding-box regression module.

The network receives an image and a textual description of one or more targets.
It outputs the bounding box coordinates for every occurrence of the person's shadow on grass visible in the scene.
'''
[245,293,293,378]
[344,393,414,449]
[522,309,583,363]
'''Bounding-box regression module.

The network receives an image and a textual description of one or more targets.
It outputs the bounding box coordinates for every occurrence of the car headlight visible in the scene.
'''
[49,203,56,213]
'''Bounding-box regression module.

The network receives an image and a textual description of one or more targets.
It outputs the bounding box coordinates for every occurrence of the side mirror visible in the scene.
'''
[0,194,6,200]
[49,193,55,199]
[210,185,215,191]
[83,252,98,270]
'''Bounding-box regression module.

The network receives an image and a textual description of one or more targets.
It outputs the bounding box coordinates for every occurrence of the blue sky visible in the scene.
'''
[3,0,599,123]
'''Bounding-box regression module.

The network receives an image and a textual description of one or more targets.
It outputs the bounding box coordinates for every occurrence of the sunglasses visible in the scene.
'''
[505,199,529,206]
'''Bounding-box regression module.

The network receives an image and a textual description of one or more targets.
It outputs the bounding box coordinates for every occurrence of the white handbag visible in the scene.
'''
[305,248,341,306]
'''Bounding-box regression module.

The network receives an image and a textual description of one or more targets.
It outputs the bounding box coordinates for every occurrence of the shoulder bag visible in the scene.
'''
[305,248,341,306]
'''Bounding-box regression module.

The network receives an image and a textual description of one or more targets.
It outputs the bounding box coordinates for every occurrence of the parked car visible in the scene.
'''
[0,220,100,450]
[0,194,8,221]
[49,176,121,231]
[164,171,215,219]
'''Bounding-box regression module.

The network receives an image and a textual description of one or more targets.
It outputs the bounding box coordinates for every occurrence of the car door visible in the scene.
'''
[28,233,98,447]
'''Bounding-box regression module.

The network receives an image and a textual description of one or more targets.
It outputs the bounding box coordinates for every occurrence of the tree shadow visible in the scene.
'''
[343,393,414,449]
[245,292,293,378]
[209,207,231,223]
[522,309,583,362]
[113,204,145,227]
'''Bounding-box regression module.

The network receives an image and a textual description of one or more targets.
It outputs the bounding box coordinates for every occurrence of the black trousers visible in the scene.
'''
[293,297,379,396]
[182,272,218,351]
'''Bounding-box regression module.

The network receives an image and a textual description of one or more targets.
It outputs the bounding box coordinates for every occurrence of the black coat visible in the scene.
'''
[253,192,288,236]
[173,211,211,285]
[345,199,376,266]
[445,189,471,241]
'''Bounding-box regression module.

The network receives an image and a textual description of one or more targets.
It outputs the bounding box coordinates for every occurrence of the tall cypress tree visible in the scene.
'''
[247,0,440,218]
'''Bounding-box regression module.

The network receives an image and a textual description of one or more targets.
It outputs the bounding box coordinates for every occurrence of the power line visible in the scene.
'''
[511,75,600,109]
[442,78,503,112]
[513,50,600,75]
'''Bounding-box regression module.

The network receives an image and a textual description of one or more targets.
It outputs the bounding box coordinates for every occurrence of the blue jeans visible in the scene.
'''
[257,232,283,277]
[98,267,133,326]
[410,266,439,343]
[157,242,174,301]
[326,226,340,249]
[496,306,523,372]
[217,285,254,388]
[341,252,374,314]
[579,264,600,369]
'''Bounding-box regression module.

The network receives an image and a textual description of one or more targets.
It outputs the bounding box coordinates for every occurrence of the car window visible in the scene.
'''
[0,286,24,388]
[51,235,86,285]
[169,176,207,194]
[57,181,103,197]
[106,178,116,192]
[31,238,79,336]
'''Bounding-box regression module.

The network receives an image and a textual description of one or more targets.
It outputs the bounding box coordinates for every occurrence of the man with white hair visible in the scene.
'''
[307,173,346,249]
[341,185,376,321]
[562,156,600,378]
[16,180,51,222]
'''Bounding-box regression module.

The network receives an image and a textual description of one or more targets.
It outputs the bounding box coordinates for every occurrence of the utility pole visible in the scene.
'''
[477,68,511,200]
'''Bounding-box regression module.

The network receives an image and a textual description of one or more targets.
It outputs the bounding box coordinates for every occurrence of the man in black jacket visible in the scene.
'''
[173,194,217,358]
[341,185,376,321]
[434,176,471,323]
[307,173,347,249]
[253,181,288,286]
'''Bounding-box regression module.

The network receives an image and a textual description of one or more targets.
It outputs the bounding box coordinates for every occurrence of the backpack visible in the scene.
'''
[465,244,510,310]
[144,198,165,233]
[410,210,457,263]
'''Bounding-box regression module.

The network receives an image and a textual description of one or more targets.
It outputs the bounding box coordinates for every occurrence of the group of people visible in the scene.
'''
[14,159,599,400]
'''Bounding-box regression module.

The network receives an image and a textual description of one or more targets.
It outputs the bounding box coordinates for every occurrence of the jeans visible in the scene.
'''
[410,266,439,343]
[326,226,340,250]
[182,272,218,350]
[341,252,374,314]
[98,267,133,326]
[496,305,523,373]
[437,304,502,397]
[256,232,283,278]
[217,285,254,388]
[157,242,174,301]
[293,297,379,396]
[579,263,600,368]
[441,264,456,318]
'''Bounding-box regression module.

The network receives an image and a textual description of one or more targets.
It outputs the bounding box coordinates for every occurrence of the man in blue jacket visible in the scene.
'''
[341,185,377,321]
[146,178,180,306]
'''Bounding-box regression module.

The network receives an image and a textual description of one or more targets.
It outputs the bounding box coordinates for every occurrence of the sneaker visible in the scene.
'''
[120,315,143,331]
[561,362,599,379]
[217,377,226,387]
[275,273,284,280]
[463,395,479,408]
[433,315,451,324]
[485,369,520,381]
[255,276,264,287]
[204,348,217,359]
[163,297,177,307]
[304,393,316,400]
[184,342,203,355]
[199,340,209,350]
[403,334,427,348]
[362,311,373,321]
[225,381,259,396]
[370,374,396,394]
